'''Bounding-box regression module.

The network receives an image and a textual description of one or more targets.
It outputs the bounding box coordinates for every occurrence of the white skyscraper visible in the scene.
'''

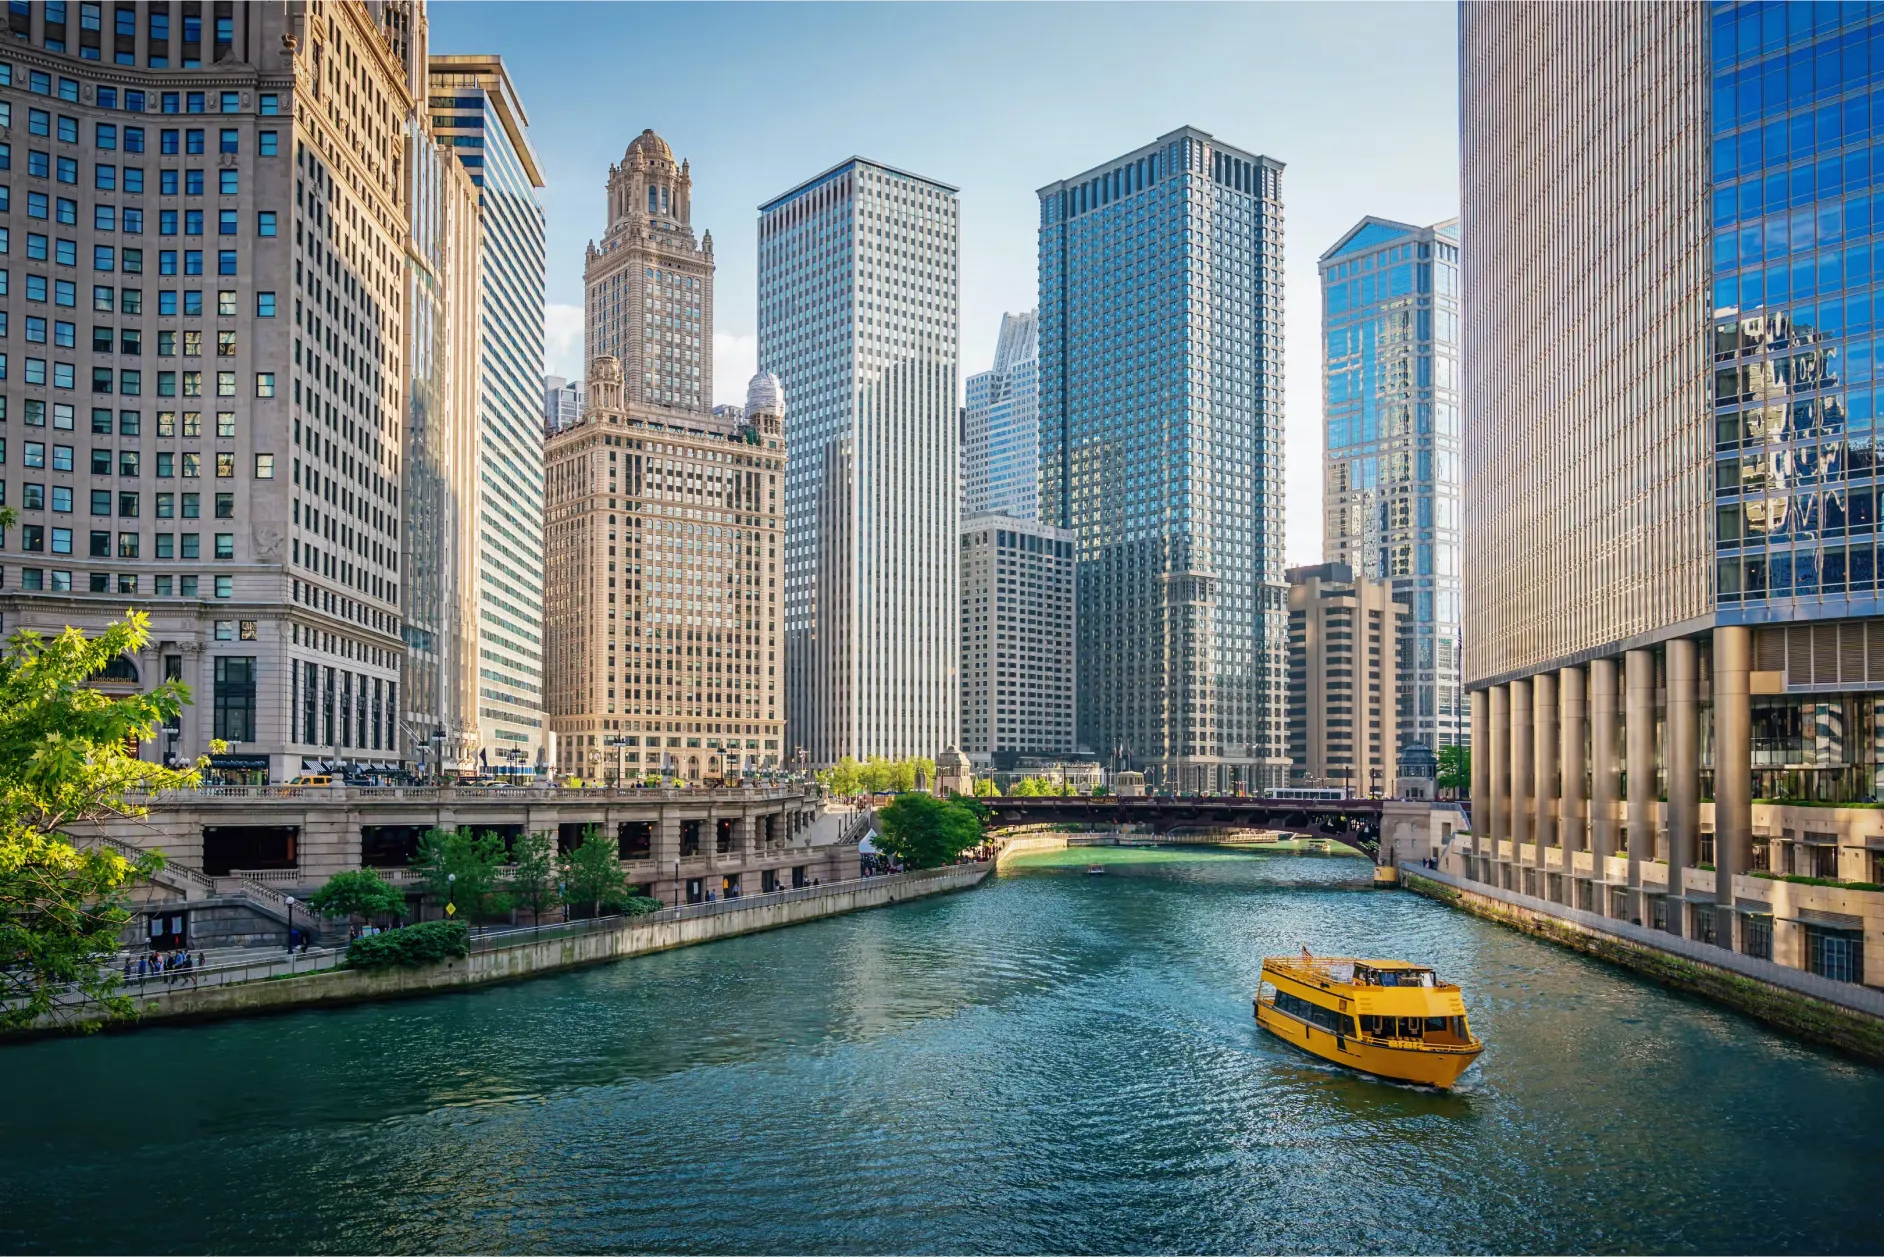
[759,159,960,766]
[963,310,1039,520]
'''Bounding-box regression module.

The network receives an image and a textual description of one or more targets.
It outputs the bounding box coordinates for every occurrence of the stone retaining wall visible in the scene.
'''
[1402,869,1884,1063]
[37,864,992,1037]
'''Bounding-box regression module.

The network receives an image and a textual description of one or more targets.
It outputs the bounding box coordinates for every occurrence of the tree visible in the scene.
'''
[1013,776,1052,797]
[859,755,894,795]
[560,826,626,919]
[412,827,510,923]
[886,758,917,793]
[818,755,863,798]
[1438,745,1471,797]
[914,756,937,792]
[875,794,985,870]
[507,830,557,926]
[0,610,207,1031]
[307,869,404,923]
[973,777,998,798]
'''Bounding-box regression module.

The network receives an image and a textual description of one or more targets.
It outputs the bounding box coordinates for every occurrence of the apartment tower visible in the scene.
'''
[1285,562,1402,796]
[760,158,959,767]
[1038,127,1289,793]
[958,513,1077,765]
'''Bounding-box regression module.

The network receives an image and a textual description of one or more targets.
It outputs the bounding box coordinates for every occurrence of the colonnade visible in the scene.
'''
[1467,626,1753,943]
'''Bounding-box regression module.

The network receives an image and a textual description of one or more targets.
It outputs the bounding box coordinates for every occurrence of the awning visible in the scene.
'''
[302,759,327,772]
[1782,908,1865,931]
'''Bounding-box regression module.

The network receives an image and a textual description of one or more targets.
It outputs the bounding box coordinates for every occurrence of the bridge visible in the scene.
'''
[980,796,1412,860]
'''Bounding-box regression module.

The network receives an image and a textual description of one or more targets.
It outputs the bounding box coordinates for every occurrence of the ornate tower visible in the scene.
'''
[583,129,715,415]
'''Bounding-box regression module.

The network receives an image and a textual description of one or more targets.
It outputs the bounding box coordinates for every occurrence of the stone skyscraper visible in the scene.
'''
[1039,128,1288,793]
[1319,217,1464,753]
[760,159,959,767]
[584,130,713,413]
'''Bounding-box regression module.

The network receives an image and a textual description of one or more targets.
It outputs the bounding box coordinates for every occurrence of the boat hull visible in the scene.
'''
[1255,999,1481,1089]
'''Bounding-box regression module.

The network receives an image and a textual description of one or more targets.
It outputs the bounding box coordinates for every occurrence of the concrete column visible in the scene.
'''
[1488,685,1509,855]
[1589,657,1620,887]
[1714,625,1752,940]
[1532,671,1558,870]
[1666,637,1700,930]
[1559,665,1586,861]
[1510,678,1533,856]
[1625,649,1655,894]
[1470,688,1491,861]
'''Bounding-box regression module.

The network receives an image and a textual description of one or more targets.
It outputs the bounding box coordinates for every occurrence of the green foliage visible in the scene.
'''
[306,869,405,922]
[1012,776,1056,797]
[875,793,985,870]
[412,827,511,923]
[343,919,469,970]
[818,755,863,797]
[507,830,557,923]
[1438,745,1471,793]
[560,826,627,918]
[0,610,212,1031]
[1753,871,1884,892]
[1091,783,1110,797]
[914,757,937,791]
[972,777,998,797]
[621,894,664,916]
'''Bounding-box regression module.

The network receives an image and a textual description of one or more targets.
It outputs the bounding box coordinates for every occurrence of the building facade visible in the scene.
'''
[543,373,583,434]
[427,54,546,777]
[583,129,711,412]
[760,158,959,767]
[543,360,784,783]
[401,21,484,780]
[1285,562,1402,797]
[1463,3,1883,984]
[962,309,1038,520]
[1318,217,1463,754]
[0,4,430,783]
[1038,127,1289,793]
[959,512,1076,766]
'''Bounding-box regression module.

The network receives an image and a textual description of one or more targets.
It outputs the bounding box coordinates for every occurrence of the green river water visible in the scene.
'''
[2,848,1881,1254]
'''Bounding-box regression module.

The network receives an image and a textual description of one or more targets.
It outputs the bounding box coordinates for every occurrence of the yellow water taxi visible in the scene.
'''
[1254,953,1483,1088]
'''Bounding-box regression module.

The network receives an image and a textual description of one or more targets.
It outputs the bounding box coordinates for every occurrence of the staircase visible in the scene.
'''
[80,833,349,945]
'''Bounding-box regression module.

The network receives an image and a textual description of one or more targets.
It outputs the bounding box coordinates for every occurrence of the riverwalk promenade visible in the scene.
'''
[23,862,991,1036]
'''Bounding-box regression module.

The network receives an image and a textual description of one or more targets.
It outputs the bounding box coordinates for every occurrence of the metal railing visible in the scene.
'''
[127,783,812,805]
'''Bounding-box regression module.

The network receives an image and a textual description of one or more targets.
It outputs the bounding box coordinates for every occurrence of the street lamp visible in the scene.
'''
[283,895,295,954]
[446,872,456,925]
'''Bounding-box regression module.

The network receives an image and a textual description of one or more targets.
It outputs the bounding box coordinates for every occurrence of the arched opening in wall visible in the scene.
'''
[687,756,700,781]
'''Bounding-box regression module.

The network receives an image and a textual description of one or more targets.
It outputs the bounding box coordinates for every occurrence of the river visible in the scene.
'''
[4,847,1882,1254]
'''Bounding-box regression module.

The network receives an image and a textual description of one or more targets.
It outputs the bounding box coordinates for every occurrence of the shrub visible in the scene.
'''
[343,920,469,970]
[621,895,663,916]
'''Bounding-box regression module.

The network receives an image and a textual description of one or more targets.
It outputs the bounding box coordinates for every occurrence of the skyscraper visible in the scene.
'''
[1038,127,1288,793]
[959,513,1077,764]
[429,55,548,777]
[583,130,713,412]
[963,310,1039,520]
[1464,3,1884,969]
[0,5,421,783]
[760,159,959,766]
[1285,562,1403,796]
[543,375,584,434]
[1318,217,1464,753]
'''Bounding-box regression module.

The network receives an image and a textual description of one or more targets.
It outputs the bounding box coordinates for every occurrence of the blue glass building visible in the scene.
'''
[1319,217,1463,753]
[1038,127,1288,793]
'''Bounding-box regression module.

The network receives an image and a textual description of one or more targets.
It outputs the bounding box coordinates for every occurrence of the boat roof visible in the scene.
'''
[1265,955,1432,970]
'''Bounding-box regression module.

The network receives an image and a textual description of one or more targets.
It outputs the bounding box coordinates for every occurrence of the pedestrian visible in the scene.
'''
[196,950,205,969]
[122,956,132,981]
[137,955,147,978]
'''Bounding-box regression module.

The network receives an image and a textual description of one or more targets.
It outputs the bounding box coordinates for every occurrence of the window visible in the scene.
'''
[156,410,175,437]
[218,169,236,195]
[215,371,234,397]
[255,372,274,398]
[94,163,115,191]
[184,170,202,196]
[117,492,136,517]
[255,453,274,479]
[94,122,116,151]
[180,492,198,518]
[183,290,201,316]
[256,211,276,238]
[259,131,277,157]
[179,532,198,557]
[160,169,178,196]
[216,250,234,276]
[213,532,232,559]
[118,450,137,478]
[93,205,115,233]
[122,167,142,195]
[212,657,255,742]
[90,366,111,394]
[217,209,236,237]
[213,491,232,518]
[88,528,108,555]
[215,411,234,438]
[256,291,275,318]
[56,157,76,184]
[214,451,233,478]
[218,128,237,155]
[154,492,172,517]
[56,116,77,145]
[89,489,108,516]
[92,245,114,272]
[185,129,203,154]
[116,530,136,556]
[213,574,231,599]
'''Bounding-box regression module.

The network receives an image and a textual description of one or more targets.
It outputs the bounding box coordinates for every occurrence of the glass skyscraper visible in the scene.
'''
[1038,127,1288,793]
[1318,217,1463,752]
[963,310,1039,520]
[760,159,960,766]
[429,56,548,776]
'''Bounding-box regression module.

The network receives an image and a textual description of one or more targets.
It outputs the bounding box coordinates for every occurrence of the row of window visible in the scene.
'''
[6,447,271,478]
[0,237,259,276]
[10,107,271,157]
[11,284,273,317]
[12,525,236,559]
[0,356,273,394]
[7,568,236,598]
[2,402,248,435]
[16,199,275,235]
[12,483,253,514]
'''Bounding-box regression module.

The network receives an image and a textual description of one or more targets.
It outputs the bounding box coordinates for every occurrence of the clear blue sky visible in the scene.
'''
[428,1,1460,563]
